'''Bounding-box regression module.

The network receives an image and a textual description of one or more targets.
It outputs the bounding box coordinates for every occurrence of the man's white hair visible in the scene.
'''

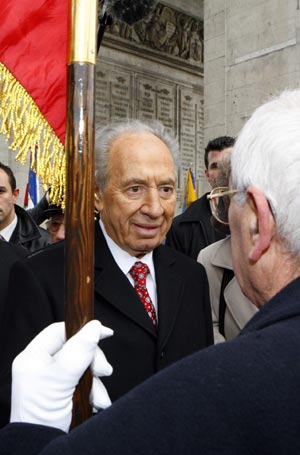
[94,119,179,192]
[231,89,300,257]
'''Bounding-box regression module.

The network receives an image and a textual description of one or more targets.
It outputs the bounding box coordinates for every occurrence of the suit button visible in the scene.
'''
[160,351,164,359]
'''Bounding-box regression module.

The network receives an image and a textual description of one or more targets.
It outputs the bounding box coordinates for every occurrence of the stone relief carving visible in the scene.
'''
[105,2,203,65]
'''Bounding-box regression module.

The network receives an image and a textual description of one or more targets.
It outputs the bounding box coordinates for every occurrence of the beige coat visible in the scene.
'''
[198,236,258,343]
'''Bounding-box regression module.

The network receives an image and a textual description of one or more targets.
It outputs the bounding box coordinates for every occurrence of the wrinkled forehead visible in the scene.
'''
[109,132,176,174]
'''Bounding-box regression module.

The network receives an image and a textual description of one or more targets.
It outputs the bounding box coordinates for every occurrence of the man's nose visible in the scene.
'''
[55,224,65,242]
[141,189,164,217]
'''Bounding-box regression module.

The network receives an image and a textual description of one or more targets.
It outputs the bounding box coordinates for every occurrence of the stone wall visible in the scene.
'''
[204,0,300,152]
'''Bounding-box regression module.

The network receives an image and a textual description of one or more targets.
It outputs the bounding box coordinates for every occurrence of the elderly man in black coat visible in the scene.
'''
[0,119,213,428]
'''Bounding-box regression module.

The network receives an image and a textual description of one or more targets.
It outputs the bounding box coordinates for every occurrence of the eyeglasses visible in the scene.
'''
[208,186,277,226]
[46,219,65,234]
[207,187,239,225]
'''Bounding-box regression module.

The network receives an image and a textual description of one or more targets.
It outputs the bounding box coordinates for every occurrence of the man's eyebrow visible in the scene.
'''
[158,179,176,186]
[0,186,7,190]
[122,178,175,186]
[122,178,147,186]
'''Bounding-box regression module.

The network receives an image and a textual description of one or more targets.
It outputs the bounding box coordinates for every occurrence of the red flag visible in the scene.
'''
[0,1,69,204]
[23,182,29,208]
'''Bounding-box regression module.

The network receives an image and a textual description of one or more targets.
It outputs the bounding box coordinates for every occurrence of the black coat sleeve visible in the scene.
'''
[0,260,60,428]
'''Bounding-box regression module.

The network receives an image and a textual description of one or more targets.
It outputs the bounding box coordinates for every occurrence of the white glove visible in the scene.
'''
[10,320,113,432]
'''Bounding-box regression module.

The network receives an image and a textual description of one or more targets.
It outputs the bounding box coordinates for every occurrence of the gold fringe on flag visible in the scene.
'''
[0,63,66,208]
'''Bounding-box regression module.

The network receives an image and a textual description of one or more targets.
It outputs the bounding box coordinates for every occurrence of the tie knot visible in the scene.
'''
[129,261,149,284]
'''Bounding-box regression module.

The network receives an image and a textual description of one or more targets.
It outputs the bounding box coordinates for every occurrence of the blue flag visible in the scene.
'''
[24,149,39,208]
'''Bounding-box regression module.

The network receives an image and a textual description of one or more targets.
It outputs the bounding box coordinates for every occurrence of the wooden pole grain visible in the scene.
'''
[64,0,98,427]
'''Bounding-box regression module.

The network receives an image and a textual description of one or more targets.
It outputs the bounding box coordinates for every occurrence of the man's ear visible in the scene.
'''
[94,189,103,212]
[247,186,275,263]
[13,188,19,203]
[204,169,209,182]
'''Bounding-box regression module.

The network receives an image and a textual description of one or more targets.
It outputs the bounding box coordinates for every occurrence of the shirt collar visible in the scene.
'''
[99,219,155,278]
[0,214,18,241]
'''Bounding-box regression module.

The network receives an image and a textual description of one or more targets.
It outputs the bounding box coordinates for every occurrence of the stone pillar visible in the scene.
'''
[204,0,300,149]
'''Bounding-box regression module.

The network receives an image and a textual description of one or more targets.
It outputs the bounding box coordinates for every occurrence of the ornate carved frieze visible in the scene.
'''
[101,2,203,75]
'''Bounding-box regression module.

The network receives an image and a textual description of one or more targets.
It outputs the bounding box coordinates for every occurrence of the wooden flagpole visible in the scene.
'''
[64,0,98,426]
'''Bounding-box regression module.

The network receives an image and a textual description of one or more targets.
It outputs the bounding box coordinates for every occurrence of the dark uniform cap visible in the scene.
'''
[44,204,63,218]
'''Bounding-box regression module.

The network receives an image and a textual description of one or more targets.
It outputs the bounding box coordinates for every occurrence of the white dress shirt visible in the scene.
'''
[99,219,158,315]
[0,215,18,241]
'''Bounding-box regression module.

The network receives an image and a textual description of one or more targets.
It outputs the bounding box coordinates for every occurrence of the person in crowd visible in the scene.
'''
[26,190,50,226]
[0,118,213,427]
[165,136,235,259]
[26,189,65,243]
[198,159,257,343]
[1,89,300,454]
[0,162,50,251]
[44,205,65,243]
[0,241,28,317]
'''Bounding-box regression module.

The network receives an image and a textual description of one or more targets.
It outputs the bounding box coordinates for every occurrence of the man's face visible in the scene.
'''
[205,147,233,188]
[47,214,65,243]
[0,169,18,230]
[95,131,176,258]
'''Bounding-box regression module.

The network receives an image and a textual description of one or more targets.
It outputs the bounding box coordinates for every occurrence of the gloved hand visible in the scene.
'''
[10,320,113,432]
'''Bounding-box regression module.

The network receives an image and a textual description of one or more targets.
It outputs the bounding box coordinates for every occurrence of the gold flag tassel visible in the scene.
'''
[0,62,65,208]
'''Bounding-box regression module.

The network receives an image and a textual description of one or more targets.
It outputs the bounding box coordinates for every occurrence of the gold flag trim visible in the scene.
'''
[0,62,65,207]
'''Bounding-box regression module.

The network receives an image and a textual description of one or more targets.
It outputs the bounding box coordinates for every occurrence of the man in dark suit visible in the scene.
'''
[0,162,50,252]
[0,241,28,316]
[0,119,213,426]
[1,89,300,454]
[165,136,235,259]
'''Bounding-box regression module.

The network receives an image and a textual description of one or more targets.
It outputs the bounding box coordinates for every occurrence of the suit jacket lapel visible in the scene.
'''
[94,223,157,336]
[154,246,185,350]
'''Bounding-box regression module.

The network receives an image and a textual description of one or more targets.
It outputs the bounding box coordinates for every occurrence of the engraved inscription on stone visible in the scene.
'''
[136,78,176,133]
[111,74,131,119]
[96,65,132,125]
[179,88,204,194]
[137,80,156,121]
[96,69,110,125]
[196,97,205,184]
[157,87,175,131]
[180,90,196,170]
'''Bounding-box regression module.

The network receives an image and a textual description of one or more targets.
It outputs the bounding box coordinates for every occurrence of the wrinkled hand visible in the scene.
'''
[10,320,113,432]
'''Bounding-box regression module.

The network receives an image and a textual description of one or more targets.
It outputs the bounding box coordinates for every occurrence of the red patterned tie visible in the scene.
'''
[129,261,157,326]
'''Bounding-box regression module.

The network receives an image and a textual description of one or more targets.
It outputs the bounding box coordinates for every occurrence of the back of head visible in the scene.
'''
[231,89,300,257]
[94,119,179,191]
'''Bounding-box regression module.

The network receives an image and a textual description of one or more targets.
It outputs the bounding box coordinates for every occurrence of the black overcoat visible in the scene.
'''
[0,221,213,426]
